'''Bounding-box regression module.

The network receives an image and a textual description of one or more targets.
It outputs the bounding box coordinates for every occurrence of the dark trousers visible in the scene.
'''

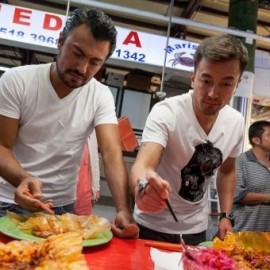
[138,223,206,246]
[0,201,74,217]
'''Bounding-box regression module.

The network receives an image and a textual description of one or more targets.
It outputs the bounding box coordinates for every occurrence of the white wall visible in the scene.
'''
[254,50,270,99]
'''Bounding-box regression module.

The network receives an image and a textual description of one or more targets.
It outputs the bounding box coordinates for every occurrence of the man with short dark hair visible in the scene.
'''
[0,7,138,239]
[233,120,270,232]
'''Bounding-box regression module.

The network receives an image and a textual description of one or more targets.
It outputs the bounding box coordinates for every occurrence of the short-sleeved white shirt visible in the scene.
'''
[133,91,244,234]
[0,63,117,206]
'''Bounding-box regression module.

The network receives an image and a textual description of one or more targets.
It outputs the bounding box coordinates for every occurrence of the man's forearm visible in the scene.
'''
[217,172,235,212]
[239,192,270,205]
[0,145,30,187]
[102,153,131,212]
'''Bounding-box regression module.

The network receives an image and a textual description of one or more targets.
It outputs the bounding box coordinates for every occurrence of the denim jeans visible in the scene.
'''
[0,201,74,217]
[138,223,206,246]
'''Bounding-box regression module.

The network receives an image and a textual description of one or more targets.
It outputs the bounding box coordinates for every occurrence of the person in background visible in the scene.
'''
[233,120,270,232]
[0,7,138,239]
[74,131,101,215]
[130,34,249,245]
[89,132,101,205]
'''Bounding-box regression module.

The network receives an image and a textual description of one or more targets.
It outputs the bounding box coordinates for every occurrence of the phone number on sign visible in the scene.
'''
[0,28,58,46]
[114,49,146,62]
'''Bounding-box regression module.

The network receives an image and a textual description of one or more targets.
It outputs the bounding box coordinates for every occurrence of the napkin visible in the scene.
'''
[150,248,184,270]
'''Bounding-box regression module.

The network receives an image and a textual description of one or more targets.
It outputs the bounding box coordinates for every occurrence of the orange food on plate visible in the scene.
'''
[7,211,111,240]
[213,231,270,270]
[0,232,88,270]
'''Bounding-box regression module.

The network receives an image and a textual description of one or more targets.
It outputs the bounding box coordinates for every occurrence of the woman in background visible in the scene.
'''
[75,131,100,215]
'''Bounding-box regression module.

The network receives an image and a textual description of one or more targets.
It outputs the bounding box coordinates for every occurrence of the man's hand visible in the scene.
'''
[14,177,53,213]
[111,210,139,239]
[134,172,171,213]
[216,218,233,240]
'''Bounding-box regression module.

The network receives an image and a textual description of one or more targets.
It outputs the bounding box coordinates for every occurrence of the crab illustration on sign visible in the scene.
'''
[168,52,194,67]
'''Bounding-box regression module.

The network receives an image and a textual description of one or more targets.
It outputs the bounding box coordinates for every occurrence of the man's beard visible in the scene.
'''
[55,60,87,89]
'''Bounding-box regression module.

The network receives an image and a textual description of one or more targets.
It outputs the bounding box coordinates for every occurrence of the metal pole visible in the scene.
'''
[65,0,71,22]
[229,0,259,150]
[156,0,174,99]
[55,0,270,44]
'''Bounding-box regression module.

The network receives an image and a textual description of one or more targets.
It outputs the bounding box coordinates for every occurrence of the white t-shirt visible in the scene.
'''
[133,91,244,234]
[0,63,117,206]
[87,130,100,194]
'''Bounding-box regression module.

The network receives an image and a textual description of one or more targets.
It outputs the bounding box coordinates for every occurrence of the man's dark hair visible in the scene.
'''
[249,120,270,145]
[62,7,117,58]
[194,34,249,75]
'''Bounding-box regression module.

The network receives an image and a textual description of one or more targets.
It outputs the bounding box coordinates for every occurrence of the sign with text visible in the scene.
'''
[0,3,198,71]
[0,3,64,48]
[113,26,198,71]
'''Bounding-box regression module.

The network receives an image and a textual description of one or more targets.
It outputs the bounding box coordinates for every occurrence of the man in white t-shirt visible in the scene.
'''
[130,34,249,245]
[0,7,138,239]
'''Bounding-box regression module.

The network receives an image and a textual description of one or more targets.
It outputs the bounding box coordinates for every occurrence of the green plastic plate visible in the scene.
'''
[0,216,112,247]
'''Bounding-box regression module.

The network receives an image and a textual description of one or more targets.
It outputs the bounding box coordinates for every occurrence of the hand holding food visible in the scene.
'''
[111,210,139,239]
[216,217,233,241]
[23,190,54,215]
[14,177,50,213]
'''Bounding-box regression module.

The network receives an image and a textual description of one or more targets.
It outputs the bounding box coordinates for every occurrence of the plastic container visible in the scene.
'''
[118,116,139,152]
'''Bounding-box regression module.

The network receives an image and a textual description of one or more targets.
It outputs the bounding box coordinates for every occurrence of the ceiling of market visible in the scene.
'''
[1,0,270,87]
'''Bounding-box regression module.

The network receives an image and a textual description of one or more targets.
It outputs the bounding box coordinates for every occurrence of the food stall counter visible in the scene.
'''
[0,233,154,270]
[84,237,153,269]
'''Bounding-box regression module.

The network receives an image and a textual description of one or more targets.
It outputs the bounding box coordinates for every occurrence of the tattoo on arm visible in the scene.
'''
[139,142,164,166]
[140,142,148,148]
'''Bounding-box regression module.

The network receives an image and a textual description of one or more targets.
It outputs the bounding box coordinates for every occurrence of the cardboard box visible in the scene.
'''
[126,70,152,90]
[106,72,125,87]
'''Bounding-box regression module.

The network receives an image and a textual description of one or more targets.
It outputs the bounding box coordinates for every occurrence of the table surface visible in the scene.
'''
[0,233,154,270]
[84,237,153,269]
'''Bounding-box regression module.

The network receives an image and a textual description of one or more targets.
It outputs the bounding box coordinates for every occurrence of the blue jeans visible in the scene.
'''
[0,201,74,217]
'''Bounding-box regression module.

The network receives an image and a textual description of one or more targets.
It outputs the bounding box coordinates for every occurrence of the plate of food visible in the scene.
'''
[0,231,88,269]
[212,231,270,269]
[0,211,113,247]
